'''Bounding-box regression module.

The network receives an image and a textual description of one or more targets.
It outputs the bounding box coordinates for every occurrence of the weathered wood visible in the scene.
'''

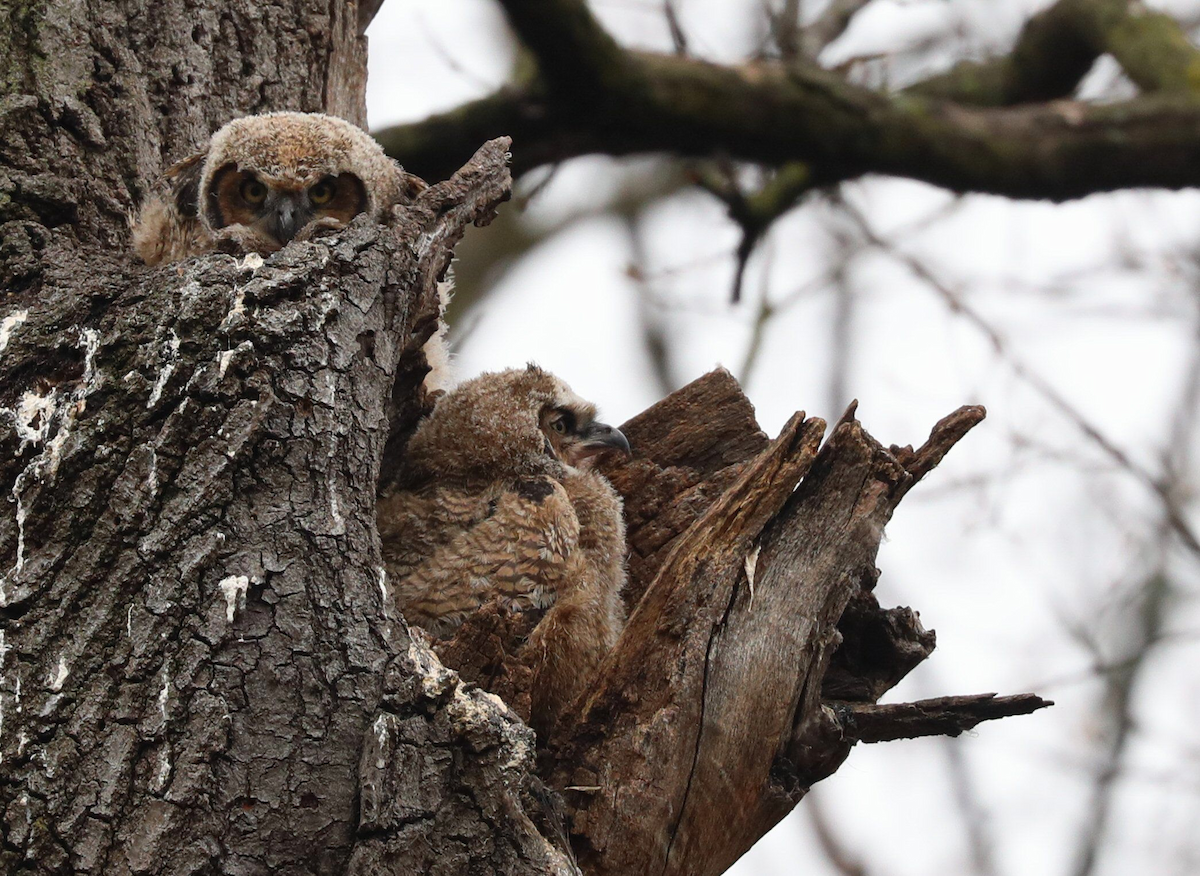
[549,409,826,876]
[598,368,768,609]
[842,693,1053,743]
[533,381,1045,876]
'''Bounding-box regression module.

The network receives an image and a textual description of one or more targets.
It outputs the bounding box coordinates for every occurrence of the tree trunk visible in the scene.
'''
[0,3,1046,874]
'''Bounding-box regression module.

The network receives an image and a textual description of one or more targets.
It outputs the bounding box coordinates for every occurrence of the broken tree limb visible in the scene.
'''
[841,693,1054,743]
[529,375,1049,876]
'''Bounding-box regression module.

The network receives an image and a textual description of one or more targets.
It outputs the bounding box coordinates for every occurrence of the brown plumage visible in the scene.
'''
[378,365,630,734]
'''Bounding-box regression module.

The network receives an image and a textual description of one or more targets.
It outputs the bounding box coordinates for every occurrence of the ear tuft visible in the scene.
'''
[166,152,207,218]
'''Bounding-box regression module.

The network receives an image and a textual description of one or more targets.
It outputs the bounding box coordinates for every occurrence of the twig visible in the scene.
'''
[768,0,804,59]
[827,224,857,416]
[738,241,777,387]
[941,734,999,876]
[842,693,1052,743]
[837,197,1200,560]
[1072,287,1200,876]
[806,793,871,876]
[664,0,689,55]
[801,0,873,57]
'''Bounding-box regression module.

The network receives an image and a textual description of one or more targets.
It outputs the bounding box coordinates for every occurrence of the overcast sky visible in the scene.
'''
[366,3,1200,874]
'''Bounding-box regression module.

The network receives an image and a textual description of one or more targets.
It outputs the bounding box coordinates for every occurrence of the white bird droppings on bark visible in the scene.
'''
[218,575,250,622]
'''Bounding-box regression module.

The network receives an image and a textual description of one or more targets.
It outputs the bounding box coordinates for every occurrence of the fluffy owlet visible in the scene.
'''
[131,111,456,390]
[131,111,426,265]
[378,365,630,734]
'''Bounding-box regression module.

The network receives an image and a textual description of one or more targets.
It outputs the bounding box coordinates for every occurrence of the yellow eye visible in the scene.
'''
[240,178,267,205]
[551,418,567,434]
[309,179,335,206]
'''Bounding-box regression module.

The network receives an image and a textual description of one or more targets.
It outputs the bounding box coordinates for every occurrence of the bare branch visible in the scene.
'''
[841,693,1053,743]
[664,0,690,56]
[838,198,1200,559]
[913,0,1200,104]
[378,0,1200,199]
[493,0,635,98]
[807,793,872,876]
[1070,572,1169,876]
[802,0,873,58]
[941,735,1000,876]
[1072,291,1200,876]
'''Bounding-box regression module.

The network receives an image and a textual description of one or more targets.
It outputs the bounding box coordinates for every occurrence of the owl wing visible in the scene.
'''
[389,476,581,637]
[523,470,628,736]
[164,152,206,218]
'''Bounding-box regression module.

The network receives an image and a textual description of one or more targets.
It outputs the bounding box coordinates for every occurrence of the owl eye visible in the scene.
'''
[240,178,267,205]
[309,179,336,206]
[551,418,567,434]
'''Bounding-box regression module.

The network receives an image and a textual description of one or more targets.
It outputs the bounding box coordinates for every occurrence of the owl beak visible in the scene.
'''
[577,421,631,459]
[269,193,304,243]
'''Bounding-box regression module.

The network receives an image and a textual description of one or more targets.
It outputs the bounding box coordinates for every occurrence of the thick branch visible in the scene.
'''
[908,0,1107,105]
[379,88,552,183]
[496,0,634,99]
[379,0,1200,200]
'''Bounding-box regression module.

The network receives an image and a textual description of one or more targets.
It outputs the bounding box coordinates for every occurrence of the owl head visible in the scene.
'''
[403,365,631,482]
[133,111,425,264]
[194,112,409,242]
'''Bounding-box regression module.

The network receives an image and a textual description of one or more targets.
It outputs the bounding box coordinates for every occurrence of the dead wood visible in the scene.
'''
[542,380,1046,876]
[423,369,1048,876]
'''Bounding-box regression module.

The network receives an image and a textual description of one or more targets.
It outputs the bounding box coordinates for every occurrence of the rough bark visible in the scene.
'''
[0,3,574,872]
[0,125,557,871]
[1,2,1049,875]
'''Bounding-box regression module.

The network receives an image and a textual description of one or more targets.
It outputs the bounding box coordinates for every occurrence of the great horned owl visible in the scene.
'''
[378,364,630,733]
[131,111,425,265]
[131,111,455,390]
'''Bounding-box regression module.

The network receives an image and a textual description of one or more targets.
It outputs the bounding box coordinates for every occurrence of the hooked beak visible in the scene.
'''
[268,193,304,243]
[575,420,631,461]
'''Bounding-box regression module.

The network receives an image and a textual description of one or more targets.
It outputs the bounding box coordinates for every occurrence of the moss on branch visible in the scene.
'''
[915,0,1200,103]
[375,0,1200,201]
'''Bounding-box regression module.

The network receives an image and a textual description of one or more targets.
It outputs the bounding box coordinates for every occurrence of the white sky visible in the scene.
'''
[367,2,1200,874]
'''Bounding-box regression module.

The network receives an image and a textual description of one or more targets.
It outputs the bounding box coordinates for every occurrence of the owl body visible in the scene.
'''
[526,466,627,730]
[379,474,577,636]
[379,365,630,733]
